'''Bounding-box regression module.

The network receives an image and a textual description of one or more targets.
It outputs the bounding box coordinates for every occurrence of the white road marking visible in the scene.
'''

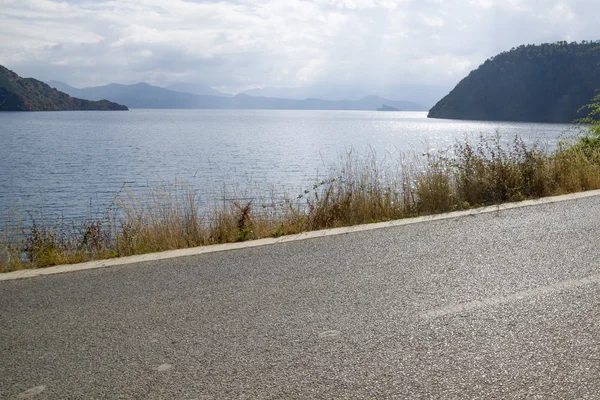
[16,385,46,399]
[420,273,600,319]
[2,190,599,281]
[319,330,341,338]
[156,364,172,372]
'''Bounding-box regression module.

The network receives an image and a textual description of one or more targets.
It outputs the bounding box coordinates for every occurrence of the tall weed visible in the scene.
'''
[2,132,600,272]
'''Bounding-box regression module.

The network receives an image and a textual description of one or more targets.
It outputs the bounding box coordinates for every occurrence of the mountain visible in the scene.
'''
[49,81,427,111]
[165,82,231,97]
[0,66,127,111]
[428,41,600,123]
[241,83,448,107]
[242,86,332,100]
[241,85,392,102]
[212,94,425,111]
[48,81,215,109]
[46,81,84,97]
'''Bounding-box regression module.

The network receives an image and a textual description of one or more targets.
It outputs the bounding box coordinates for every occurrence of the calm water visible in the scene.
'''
[0,109,579,224]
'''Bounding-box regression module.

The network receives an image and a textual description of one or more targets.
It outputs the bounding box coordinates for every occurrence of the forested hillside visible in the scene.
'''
[428,41,600,122]
[0,65,128,111]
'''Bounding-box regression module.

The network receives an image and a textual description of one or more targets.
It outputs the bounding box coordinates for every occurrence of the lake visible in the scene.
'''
[0,110,580,225]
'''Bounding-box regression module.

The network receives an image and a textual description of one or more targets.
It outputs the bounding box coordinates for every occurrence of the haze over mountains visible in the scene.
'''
[240,84,448,107]
[164,83,231,97]
[47,81,428,111]
[23,39,600,121]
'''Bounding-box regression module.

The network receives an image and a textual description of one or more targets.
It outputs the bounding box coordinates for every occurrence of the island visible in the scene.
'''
[0,65,128,111]
[377,104,401,112]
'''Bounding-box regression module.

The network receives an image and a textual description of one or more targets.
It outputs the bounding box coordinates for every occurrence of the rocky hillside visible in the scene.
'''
[0,65,128,111]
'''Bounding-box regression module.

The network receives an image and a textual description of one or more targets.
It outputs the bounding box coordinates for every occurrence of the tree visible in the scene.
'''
[575,91,600,152]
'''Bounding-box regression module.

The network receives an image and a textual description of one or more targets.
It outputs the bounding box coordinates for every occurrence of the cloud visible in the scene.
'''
[0,0,597,94]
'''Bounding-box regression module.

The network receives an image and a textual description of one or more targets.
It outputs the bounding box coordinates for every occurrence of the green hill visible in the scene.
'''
[428,41,600,122]
[0,65,128,111]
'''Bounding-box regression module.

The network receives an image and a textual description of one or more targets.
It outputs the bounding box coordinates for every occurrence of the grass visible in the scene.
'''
[2,131,600,273]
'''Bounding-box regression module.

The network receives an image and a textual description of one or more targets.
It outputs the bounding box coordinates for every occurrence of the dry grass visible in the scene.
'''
[2,132,600,273]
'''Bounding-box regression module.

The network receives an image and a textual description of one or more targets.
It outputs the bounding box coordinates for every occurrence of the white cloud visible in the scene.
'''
[0,0,597,95]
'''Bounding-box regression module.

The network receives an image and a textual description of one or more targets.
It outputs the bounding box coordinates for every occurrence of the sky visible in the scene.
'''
[0,0,598,101]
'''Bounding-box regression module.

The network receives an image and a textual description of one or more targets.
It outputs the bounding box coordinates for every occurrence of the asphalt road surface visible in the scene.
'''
[1,195,600,399]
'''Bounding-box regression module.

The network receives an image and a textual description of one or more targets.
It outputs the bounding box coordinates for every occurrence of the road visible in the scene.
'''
[1,194,600,399]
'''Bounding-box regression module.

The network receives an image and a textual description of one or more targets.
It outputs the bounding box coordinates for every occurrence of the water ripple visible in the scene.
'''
[0,110,576,226]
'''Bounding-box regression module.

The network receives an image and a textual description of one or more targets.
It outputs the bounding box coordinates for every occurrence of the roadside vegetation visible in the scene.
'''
[2,95,600,272]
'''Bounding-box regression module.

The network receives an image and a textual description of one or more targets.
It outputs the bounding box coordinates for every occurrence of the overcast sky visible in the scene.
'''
[0,0,598,97]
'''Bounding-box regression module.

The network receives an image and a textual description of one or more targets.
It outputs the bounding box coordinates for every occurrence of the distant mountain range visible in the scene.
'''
[47,81,427,111]
[241,86,350,100]
[0,66,127,111]
[47,81,205,109]
[239,83,449,107]
[164,82,231,97]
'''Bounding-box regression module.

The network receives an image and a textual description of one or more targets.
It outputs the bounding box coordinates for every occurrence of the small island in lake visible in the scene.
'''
[0,65,128,111]
[377,104,401,111]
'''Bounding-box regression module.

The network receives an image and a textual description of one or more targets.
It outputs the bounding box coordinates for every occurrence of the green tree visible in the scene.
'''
[576,91,600,151]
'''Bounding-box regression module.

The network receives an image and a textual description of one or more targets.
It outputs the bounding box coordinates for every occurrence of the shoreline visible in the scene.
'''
[2,129,600,273]
[3,189,599,281]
